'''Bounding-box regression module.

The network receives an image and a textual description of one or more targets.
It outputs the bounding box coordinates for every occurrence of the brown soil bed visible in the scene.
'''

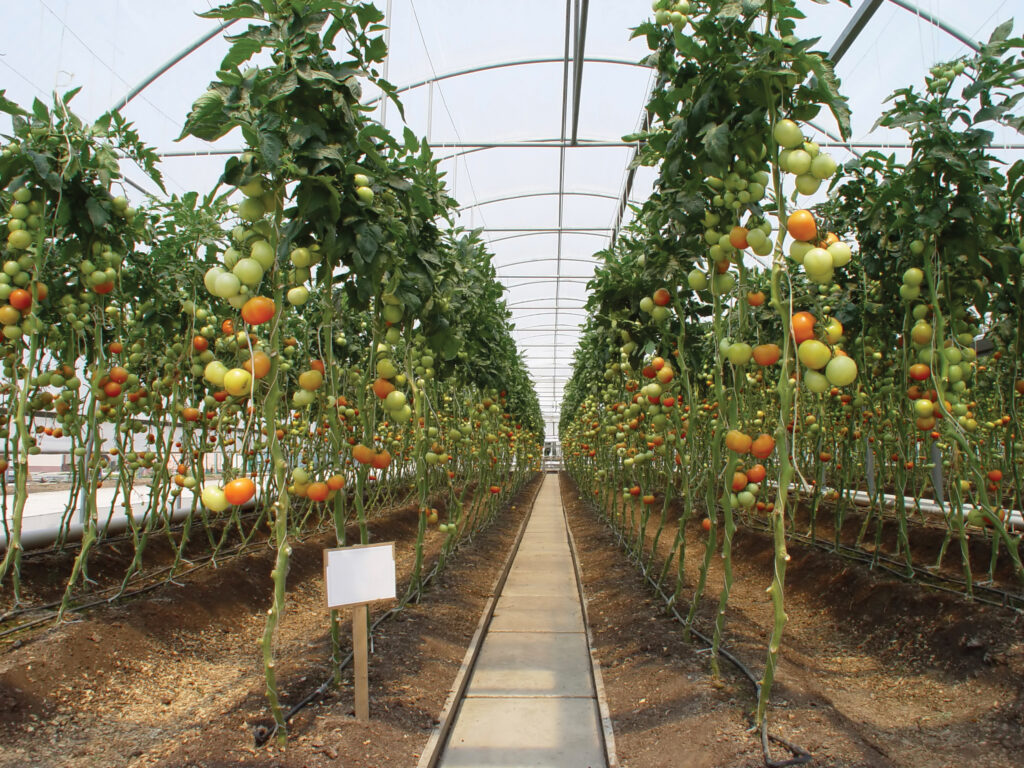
[562,474,1024,768]
[0,477,539,768]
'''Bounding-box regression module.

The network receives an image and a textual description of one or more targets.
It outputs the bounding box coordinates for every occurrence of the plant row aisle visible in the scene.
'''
[0,0,542,743]
[561,0,1023,761]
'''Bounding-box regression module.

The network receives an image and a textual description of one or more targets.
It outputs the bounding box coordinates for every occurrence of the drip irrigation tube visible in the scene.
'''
[577,487,812,768]
[253,473,544,748]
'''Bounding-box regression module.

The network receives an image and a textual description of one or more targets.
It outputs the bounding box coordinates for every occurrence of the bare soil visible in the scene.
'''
[0,478,538,768]
[562,474,1024,768]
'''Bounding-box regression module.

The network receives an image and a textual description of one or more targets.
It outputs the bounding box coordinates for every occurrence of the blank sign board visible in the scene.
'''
[324,542,396,608]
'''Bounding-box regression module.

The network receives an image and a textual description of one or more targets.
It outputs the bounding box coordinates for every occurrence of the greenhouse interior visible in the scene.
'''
[1,1,1023,766]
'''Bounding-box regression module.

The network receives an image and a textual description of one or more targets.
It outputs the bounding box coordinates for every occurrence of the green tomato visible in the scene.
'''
[773,119,804,149]
[798,339,831,370]
[286,286,309,306]
[824,355,857,387]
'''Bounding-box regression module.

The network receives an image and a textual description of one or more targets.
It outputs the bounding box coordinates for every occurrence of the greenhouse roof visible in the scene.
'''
[3,0,1021,438]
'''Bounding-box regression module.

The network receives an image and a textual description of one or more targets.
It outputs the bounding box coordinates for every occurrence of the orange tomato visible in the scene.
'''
[746,290,766,307]
[791,311,816,344]
[372,377,395,399]
[751,434,776,459]
[243,350,271,379]
[240,296,275,325]
[746,463,767,483]
[306,482,329,502]
[786,209,816,242]
[729,226,749,250]
[752,343,781,367]
[224,477,256,505]
[8,288,32,311]
[725,430,752,454]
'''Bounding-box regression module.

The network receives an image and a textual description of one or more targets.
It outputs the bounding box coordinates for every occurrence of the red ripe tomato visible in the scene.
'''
[108,366,129,384]
[908,363,931,381]
[310,359,325,375]
[221,319,234,335]
[108,341,123,354]
[490,485,501,494]
[94,281,114,294]
[8,288,32,310]
[103,381,122,398]
[731,471,748,492]
[240,296,275,325]
[193,335,209,352]
[652,288,672,307]
[223,477,256,505]
[701,517,712,532]
[987,469,1003,483]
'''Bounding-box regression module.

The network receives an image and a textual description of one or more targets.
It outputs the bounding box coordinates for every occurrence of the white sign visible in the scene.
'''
[324,542,396,608]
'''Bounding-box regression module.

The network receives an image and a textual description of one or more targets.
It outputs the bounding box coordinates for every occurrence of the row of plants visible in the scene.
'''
[560,0,1024,756]
[0,0,542,740]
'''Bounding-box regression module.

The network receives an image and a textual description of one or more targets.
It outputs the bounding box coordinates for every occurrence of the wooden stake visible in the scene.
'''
[353,603,369,720]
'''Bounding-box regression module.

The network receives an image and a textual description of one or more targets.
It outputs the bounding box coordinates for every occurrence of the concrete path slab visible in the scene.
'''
[466,631,595,697]
[490,595,584,633]
[442,697,605,768]
[438,474,609,767]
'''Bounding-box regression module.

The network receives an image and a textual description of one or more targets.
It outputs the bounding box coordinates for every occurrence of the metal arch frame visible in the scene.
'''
[367,55,649,105]
[496,257,599,270]
[456,190,639,213]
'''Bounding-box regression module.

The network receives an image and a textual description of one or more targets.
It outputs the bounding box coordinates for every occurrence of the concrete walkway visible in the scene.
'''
[440,474,607,768]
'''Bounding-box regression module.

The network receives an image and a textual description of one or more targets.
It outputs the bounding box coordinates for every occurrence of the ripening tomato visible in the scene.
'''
[791,311,816,343]
[746,290,766,307]
[8,288,32,311]
[752,343,781,367]
[306,482,329,502]
[108,341,123,355]
[750,434,776,459]
[223,477,256,505]
[241,296,275,325]
[746,464,767,483]
[731,471,748,492]
[243,350,271,379]
[909,363,931,381]
[786,210,816,242]
[326,474,346,491]
[725,430,752,454]
[371,450,391,469]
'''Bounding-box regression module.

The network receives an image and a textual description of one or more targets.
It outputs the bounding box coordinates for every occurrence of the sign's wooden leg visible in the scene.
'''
[353,603,370,720]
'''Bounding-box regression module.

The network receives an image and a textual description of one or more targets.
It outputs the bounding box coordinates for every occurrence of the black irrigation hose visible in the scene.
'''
[579,492,812,768]
[253,473,545,748]
[739,516,1024,612]
[0,518,337,640]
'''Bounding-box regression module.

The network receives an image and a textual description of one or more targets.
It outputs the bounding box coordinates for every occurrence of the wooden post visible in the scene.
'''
[353,603,369,720]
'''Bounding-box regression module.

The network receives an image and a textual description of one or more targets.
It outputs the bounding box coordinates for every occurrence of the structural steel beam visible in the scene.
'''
[828,0,883,62]
[110,19,239,113]
[570,0,591,146]
[884,0,981,51]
